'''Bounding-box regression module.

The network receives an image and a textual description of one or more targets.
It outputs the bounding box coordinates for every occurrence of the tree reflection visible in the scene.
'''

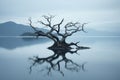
[29,46,89,76]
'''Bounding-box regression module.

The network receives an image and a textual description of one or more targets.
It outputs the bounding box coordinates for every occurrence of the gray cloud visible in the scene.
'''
[0,0,120,16]
[0,0,120,32]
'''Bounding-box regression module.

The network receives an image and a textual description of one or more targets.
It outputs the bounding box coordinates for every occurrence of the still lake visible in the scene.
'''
[0,36,120,80]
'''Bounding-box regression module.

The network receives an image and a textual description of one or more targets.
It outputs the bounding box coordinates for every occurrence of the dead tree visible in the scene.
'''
[28,15,89,50]
[28,15,89,76]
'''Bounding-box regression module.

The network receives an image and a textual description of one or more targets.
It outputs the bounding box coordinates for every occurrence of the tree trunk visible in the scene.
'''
[48,39,71,50]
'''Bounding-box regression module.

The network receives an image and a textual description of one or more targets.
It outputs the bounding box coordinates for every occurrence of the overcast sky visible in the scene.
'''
[0,0,120,31]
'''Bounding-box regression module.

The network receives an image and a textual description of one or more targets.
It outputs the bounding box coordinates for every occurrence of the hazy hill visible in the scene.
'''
[0,21,119,36]
[0,21,35,36]
[75,28,120,36]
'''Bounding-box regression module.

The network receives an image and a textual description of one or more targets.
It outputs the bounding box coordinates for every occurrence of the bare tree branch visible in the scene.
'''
[28,18,38,32]
[28,15,89,50]
[29,15,87,42]
[64,22,86,37]
[81,23,88,32]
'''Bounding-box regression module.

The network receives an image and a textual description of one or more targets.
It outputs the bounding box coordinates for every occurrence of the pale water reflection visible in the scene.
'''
[0,37,120,80]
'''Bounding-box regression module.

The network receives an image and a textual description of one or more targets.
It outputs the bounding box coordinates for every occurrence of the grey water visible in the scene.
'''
[0,36,120,80]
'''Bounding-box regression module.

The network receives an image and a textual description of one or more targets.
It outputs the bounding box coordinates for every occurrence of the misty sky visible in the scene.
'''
[0,0,120,31]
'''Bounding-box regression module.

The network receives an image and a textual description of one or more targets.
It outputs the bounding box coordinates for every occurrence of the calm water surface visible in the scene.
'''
[0,36,120,80]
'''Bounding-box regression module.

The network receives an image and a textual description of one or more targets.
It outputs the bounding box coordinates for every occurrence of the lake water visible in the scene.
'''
[0,36,120,80]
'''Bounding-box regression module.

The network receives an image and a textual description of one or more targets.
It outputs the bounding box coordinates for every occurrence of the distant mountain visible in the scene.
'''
[21,32,36,36]
[0,21,48,36]
[0,21,35,36]
[0,21,119,36]
[75,28,120,36]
